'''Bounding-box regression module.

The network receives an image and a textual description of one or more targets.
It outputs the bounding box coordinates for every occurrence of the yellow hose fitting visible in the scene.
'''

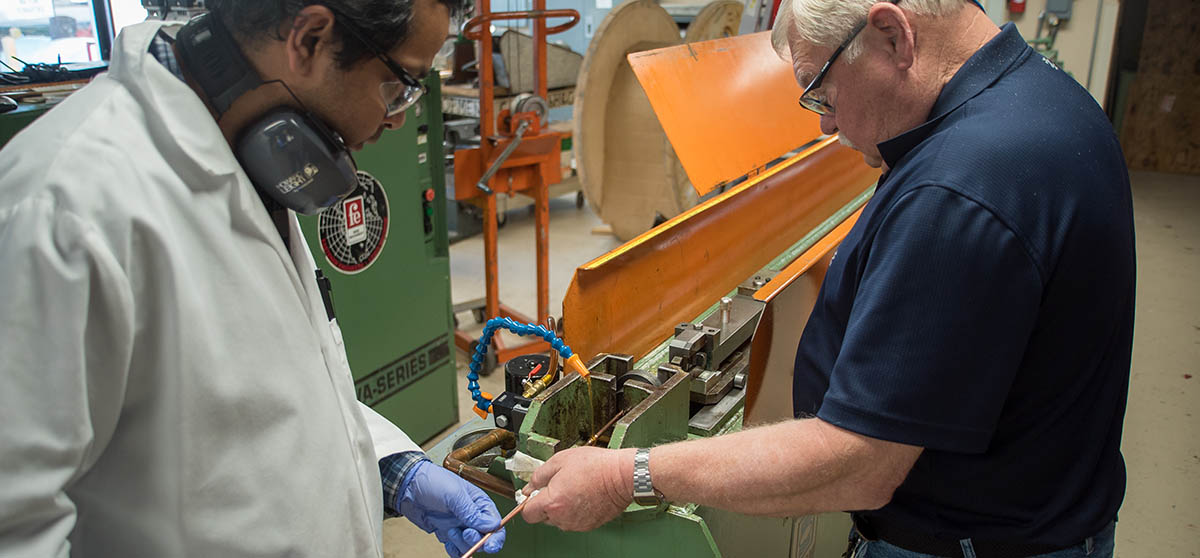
[522,371,557,399]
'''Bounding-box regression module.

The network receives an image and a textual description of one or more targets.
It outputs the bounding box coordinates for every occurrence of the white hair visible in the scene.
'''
[771,0,967,65]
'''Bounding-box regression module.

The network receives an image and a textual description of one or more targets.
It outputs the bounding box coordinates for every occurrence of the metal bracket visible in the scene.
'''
[476,118,531,195]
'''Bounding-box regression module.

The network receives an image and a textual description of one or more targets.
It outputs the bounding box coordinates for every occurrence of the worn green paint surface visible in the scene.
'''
[521,371,621,461]
[295,76,457,444]
[610,370,691,450]
[492,497,726,557]
[497,364,796,557]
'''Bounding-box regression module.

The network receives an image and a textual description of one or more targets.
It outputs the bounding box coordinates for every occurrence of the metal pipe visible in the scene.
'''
[524,319,560,398]
[477,0,494,140]
[586,409,628,446]
[720,296,732,339]
[546,317,560,376]
[1086,1,1106,92]
[444,429,517,498]
[534,137,550,323]
[534,0,548,100]
[477,0,500,323]
[484,194,500,320]
[460,9,581,40]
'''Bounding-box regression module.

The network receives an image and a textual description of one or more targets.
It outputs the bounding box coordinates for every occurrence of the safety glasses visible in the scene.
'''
[329,7,428,117]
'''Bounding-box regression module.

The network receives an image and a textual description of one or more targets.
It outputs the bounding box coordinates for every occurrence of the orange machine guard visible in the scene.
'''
[562,137,878,363]
[743,208,862,424]
[628,32,823,196]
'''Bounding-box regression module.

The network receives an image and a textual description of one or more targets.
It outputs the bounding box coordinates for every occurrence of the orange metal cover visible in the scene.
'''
[628,31,823,196]
[562,138,878,363]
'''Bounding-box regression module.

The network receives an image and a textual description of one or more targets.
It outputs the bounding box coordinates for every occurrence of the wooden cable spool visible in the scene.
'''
[573,0,697,241]
[685,0,744,43]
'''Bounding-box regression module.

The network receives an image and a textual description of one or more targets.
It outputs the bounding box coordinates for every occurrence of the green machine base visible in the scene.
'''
[425,201,871,557]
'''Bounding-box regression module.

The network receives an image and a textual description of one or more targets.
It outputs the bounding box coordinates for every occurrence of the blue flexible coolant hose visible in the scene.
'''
[468,317,577,417]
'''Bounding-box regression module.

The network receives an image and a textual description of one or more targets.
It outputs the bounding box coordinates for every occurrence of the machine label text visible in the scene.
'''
[356,337,452,407]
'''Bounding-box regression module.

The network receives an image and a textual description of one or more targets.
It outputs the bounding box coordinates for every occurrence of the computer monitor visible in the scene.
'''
[0,0,148,72]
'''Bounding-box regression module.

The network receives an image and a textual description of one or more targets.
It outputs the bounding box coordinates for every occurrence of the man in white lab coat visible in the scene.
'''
[0,1,503,557]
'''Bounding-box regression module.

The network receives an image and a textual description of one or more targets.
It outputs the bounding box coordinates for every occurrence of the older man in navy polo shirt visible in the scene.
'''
[519,2,1134,557]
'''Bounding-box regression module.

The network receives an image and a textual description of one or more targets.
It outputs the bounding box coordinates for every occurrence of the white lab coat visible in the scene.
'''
[0,21,421,557]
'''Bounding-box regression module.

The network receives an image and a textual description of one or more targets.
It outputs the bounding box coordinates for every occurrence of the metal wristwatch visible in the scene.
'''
[632,448,664,506]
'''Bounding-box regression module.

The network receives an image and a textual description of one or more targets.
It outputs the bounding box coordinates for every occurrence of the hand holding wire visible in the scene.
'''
[460,490,539,558]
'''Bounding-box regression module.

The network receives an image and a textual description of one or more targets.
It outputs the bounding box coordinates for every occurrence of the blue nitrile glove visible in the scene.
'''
[398,459,506,557]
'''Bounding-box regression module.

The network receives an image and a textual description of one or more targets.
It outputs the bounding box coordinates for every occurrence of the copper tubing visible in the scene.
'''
[546,329,560,382]
[460,492,537,558]
[444,429,517,498]
[586,409,628,446]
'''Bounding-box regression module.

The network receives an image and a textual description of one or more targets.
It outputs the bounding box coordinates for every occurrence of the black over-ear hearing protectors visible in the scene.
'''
[175,12,358,215]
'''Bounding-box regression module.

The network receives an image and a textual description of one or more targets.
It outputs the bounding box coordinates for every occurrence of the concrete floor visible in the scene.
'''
[385,171,1200,557]
[1112,171,1200,556]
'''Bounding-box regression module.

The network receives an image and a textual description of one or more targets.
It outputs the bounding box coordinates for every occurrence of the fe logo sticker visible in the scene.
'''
[318,171,389,274]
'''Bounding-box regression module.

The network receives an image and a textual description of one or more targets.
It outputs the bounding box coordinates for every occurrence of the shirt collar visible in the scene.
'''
[108,21,242,180]
[877,23,1029,169]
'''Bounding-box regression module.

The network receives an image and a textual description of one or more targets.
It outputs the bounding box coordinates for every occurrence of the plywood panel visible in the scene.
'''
[498,30,583,93]
[1120,0,1200,175]
[684,0,743,43]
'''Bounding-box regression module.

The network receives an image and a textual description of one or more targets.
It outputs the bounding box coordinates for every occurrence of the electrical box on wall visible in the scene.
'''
[1045,0,1072,19]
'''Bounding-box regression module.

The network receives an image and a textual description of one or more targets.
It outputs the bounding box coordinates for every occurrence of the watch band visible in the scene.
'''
[632,448,663,506]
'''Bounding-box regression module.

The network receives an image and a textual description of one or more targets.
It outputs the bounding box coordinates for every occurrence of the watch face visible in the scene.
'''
[633,494,664,507]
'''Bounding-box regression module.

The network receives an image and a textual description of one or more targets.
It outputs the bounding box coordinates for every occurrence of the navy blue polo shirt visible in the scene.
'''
[792,24,1134,547]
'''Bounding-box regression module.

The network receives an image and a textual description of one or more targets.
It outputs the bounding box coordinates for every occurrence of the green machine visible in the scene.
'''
[296,76,458,443]
[0,104,53,148]
[429,277,856,557]
[0,77,459,444]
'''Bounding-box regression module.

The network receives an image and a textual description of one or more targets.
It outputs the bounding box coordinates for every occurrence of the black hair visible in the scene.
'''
[206,0,468,69]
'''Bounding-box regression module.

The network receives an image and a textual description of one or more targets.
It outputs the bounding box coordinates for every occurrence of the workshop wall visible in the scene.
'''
[984,0,1122,107]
